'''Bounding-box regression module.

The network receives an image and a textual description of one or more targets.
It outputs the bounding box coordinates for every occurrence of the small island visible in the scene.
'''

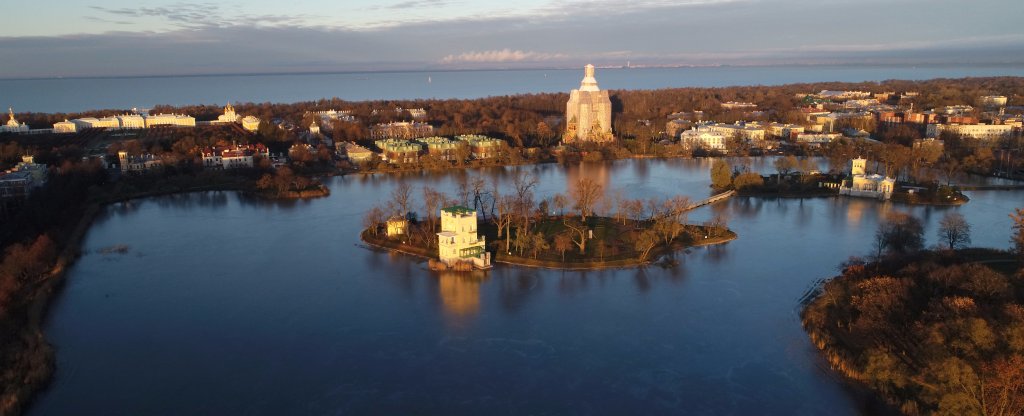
[361,174,736,270]
[710,156,969,205]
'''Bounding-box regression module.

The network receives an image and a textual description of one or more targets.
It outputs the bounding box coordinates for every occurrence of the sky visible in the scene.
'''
[2,0,1024,78]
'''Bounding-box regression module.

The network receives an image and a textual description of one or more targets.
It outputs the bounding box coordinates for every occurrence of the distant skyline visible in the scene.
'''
[2,0,1024,78]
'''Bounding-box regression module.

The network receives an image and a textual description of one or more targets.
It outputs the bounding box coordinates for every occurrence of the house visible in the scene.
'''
[436,206,490,269]
[386,216,408,237]
[840,158,895,200]
[201,144,268,169]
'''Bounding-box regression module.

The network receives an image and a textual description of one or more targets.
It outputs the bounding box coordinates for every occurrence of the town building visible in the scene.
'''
[437,206,490,269]
[796,132,842,146]
[117,114,146,129]
[370,121,433,140]
[455,135,505,159]
[0,156,47,199]
[564,64,613,143]
[979,95,1008,108]
[201,144,268,169]
[679,128,727,151]
[117,152,163,173]
[840,158,895,200]
[339,142,374,164]
[374,139,422,164]
[1,108,29,134]
[416,137,463,161]
[702,122,766,146]
[926,123,1014,141]
[720,101,757,110]
[766,123,804,140]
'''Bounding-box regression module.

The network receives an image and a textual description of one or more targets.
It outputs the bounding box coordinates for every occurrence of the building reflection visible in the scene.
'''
[436,271,488,319]
[565,161,611,194]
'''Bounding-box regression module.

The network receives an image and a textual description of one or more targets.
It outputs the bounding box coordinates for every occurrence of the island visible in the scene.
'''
[361,174,736,270]
[801,209,1024,415]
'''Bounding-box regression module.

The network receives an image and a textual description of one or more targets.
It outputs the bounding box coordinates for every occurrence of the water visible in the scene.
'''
[28,158,1023,415]
[5,65,1024,113]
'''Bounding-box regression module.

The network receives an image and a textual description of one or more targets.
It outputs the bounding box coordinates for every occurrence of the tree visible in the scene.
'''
[495,195,516,251]
[732,172,764,190]
[571,177,603,221]
[422,186,444,235]
[562,218,589,254]
[874,211,925,257]
[710,159,732,190]
[391,182,413,217]
[938,212,971,250]
[530,232,550,259]
[554,234,573,261]
[363,206,386,236]
[635,230,660,262]
[1012,208,1024,261]
[551,193,569,217]
[774,155,798,178]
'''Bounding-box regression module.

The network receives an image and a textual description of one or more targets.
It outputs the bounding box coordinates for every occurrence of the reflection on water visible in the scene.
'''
[30,157,1024,416]
[436,271,487,319]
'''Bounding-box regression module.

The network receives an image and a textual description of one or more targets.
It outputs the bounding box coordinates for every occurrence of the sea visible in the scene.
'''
[4,64,1024,114]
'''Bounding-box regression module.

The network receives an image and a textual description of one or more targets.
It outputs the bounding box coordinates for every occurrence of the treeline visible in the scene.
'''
[802,209,1024,415]
[12,77,1024,149]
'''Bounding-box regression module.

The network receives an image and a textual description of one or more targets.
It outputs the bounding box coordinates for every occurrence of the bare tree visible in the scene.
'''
[635,230,660,262]
[571,177,604,221]
[551,193,569,217]
[530,232,549,259]
[495,195,516,252]
[363,206,386,236]
[554,234,573,261]
[1011,207,1024,260]
[937,212,971,250]
[562,218,589,254]
[455,174,471,207]
[422,186,444,235]
[391,182,413,217]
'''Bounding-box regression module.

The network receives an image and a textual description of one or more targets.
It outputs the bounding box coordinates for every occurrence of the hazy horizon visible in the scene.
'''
[3,0,1024,78]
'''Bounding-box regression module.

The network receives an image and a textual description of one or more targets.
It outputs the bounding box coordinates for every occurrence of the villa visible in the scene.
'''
[437,206,490,269]
[839,158,895,200]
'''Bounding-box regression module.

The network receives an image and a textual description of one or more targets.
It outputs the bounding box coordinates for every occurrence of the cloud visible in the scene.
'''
[441,49,568,64]
[372,0,458,10]
[89,3,311,30]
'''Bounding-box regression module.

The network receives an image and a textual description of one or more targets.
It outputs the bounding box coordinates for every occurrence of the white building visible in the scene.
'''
[766,123,804,139]
[53,120,77,133]
[1,108,29,134]
[215,103,240,123]
[796,132,842,145]
[702,122,766,145]
[144,113,195,128]
[679,128,727,151]
[117,114,146,129]
[926,123,1014,141]
[979,95,1008,107]
[242,116,261,132]
[840,158,895,200]
[437,206,490,269]
[72,116,121,129]
[564,64,613,143]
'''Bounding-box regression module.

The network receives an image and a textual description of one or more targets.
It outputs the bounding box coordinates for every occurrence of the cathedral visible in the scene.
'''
[564,64,613,143]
